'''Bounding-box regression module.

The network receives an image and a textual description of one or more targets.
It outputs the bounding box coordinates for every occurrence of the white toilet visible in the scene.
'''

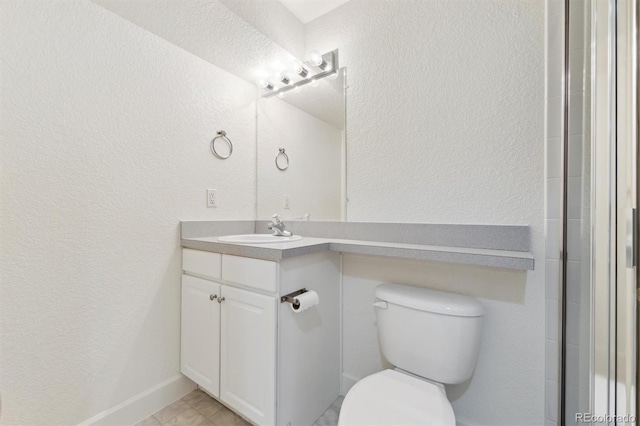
[338,283,484,426]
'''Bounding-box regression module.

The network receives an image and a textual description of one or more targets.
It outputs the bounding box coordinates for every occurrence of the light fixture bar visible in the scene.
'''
[261,50,338,98]
[262,69,337,98]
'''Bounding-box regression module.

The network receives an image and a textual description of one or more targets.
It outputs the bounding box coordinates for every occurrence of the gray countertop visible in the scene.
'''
[180,234,534,271]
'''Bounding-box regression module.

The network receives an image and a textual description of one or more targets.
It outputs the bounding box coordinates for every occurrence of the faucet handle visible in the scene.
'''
[272,214,282,224]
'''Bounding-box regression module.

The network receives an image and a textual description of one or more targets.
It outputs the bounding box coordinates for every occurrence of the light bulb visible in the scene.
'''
[257,78,274,90]
[275,72,290,85]
[293,63,308,77]
[310,51,323,66]
[310,51,328,70]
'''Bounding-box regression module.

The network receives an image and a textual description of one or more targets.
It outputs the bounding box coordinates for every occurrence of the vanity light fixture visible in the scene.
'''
[258,50,338,98]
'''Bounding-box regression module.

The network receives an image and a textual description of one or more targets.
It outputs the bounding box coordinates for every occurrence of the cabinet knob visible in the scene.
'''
[217,297,225,303]
[210,294,217,301]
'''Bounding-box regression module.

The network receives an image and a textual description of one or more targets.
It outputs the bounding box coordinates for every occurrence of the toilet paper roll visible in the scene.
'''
[291,290,319,313]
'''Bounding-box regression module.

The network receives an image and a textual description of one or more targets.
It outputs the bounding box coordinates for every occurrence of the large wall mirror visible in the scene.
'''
[256,68,346,221]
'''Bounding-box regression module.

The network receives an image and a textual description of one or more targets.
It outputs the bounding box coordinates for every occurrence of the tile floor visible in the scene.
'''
[312,396,343,426]
[136,389,344,426]
[135,389,250,426]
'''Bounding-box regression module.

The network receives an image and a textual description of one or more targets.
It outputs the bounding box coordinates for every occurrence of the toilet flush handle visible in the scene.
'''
[372,301,388,309]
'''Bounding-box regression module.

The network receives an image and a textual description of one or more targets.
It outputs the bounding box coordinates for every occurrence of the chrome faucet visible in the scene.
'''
[268,214,292,237]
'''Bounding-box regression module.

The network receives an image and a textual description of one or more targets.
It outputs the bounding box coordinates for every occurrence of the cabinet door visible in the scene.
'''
[220,286,276,425]
[181,274,221,397]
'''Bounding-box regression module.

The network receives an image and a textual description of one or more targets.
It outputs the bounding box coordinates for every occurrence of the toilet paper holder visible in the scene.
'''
[280,288,308,310]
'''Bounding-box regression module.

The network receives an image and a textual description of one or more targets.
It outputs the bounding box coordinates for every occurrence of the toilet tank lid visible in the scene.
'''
[375,284,484,317]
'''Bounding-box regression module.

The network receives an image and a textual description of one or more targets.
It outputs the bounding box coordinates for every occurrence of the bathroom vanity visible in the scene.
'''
[180,219,534,425]
[181,246,341,426]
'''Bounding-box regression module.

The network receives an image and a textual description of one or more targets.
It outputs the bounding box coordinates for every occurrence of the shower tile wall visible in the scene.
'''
[545,1,591,425]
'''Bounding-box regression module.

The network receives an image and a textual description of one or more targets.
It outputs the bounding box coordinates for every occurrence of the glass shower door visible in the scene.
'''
[564,0,593,423]
[563,0,638,424]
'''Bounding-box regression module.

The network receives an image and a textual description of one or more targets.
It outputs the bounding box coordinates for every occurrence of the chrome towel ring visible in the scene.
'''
[275,148,289,171]
[211,130,233,159]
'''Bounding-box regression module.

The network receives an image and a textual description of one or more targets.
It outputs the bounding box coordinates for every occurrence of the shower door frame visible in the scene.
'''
[589,0,638,423]
[614,1,638,422]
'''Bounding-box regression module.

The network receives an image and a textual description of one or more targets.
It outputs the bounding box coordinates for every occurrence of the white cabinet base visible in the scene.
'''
[220,285,276,425]
[182,249,340,426]
[277,251,341,426]
[181,275,220,398]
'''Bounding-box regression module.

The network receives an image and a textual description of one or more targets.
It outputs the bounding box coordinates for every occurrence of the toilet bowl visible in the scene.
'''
[338,369,455,426]
[338,283,484,426]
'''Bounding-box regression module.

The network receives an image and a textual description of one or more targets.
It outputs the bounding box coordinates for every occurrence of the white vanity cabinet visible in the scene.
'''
[181,274,221,398]
[181,249,276,425]
[219,285,276,424]
[181,247,340,426]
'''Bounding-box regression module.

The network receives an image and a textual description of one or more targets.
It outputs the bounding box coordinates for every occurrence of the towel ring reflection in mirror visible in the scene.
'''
[275,148,289,171]
[210,130,233,159]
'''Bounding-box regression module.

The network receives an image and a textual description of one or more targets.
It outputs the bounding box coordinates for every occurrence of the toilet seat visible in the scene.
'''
[338,369,455,426]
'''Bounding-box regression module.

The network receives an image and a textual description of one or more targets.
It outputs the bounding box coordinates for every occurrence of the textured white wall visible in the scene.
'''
[218,0,305,60]
[91,0,301,88]
[257,97,343,221]
[306,0,544,225]
[0,1,255,424]
[305,1,546,425]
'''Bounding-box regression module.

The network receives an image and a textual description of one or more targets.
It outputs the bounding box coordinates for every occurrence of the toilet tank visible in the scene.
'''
[374,283,484,385]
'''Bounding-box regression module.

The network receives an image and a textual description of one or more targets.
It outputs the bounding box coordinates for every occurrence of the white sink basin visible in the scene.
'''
[217,234,303,244]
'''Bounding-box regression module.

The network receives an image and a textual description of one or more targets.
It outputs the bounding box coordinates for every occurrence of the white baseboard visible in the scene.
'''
[78,374,197,426]
[340,373,359,395]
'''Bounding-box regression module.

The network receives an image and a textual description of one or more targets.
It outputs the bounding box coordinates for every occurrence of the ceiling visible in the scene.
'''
[277,0,350,24]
